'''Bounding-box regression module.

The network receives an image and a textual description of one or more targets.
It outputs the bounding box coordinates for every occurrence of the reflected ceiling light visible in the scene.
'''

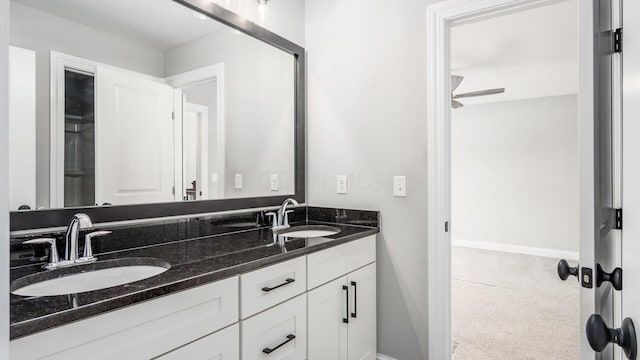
[257,0,269,20]
[192,11,207,20]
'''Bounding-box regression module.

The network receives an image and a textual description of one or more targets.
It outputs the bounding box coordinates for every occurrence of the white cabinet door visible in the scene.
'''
[307,276,348,360]
[241,294,307,360]
[96,66,174,205]
[155,324,239,360]
[347,263,377,360]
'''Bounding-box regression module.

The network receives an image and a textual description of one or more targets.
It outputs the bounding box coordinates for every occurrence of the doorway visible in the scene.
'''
[166,63,226,202]
[426,0,623,359]
[449,2,580,358]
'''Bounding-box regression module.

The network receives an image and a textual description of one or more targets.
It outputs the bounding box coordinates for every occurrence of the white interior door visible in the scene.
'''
[622,1,640,360]
[184,103,209,200]
[96,66,174,205]
[578,0,624,359]
[8,46,36,210]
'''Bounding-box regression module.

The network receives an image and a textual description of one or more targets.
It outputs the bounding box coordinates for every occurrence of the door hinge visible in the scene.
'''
[171,111,175,120]
[172,186,175,195]
[615,208,623,230]
[614,28,623,53]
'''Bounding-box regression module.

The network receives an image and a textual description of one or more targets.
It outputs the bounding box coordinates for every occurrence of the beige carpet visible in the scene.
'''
[452,247,580,360]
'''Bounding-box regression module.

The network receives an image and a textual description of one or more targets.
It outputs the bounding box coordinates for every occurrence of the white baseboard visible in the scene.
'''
[377,354,398,360]
[452,238,579,261]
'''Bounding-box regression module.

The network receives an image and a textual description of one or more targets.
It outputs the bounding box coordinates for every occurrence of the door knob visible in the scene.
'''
[586,314,637,360]
[597,264,623,290]
[558,259,579,281]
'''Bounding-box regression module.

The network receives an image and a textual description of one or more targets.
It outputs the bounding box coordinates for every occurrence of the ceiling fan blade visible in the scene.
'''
[451,75,464,92]
[451,100,464,109]
[453,88,505,99]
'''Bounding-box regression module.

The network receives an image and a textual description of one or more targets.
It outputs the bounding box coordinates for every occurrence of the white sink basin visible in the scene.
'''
[276,225,341,238]
[11,258,170,297]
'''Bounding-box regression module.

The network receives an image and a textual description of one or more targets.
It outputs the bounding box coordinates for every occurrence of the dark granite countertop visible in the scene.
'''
[9,207,379,339]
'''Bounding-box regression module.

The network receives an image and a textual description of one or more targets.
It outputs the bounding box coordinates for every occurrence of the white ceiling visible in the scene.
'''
[450,0,578,105]
[13,0,226,51]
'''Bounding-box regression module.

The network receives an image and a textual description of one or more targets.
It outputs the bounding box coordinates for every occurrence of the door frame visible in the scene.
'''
[426,0,603,359]
[166,63,226,201]
[49,51,165,208]
[0,0,9,357]
[183,103,210,200]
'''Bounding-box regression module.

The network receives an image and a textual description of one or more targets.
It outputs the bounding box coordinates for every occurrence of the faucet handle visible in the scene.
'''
[23,238,60,265]
[79,231,112,261]
[265,212,278,226]
[284,210,295,227]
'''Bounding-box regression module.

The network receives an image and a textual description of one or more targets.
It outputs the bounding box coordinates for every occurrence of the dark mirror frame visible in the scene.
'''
[10,0,306,231]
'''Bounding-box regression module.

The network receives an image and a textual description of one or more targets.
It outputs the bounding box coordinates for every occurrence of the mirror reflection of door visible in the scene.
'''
[183,103,209,201]
[181,79,222,201]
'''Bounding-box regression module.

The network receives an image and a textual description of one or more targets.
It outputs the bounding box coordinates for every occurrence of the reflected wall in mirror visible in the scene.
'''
[8,0,295,211]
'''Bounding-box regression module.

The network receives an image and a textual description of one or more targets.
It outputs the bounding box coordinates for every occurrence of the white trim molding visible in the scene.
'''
[426,1,570,359]
[49,51,97,208]
[452,238,580,261]
[0,0,9,357]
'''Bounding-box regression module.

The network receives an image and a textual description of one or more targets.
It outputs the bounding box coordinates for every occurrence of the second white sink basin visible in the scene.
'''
[276,225,341,238]
[11,258,170,297]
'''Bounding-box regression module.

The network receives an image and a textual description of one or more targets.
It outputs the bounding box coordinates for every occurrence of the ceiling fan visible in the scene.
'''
[451,75,505,109]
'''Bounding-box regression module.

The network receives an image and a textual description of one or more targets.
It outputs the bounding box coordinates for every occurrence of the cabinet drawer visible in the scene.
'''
[11,277,239,360]
[241,294,307,360]
[240,256,306,319]
[307,235,376,289]
[155,324,239,360]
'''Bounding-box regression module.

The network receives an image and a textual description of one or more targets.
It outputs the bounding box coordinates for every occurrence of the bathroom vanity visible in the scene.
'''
[5,1,377,359]
[9,207,378,359]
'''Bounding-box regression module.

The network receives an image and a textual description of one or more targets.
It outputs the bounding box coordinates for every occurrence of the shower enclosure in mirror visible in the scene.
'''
[8,0,305,230]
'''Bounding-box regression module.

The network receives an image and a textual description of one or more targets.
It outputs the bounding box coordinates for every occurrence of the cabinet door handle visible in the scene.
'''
[351,281,357,318]
[343,285,349,324]
[262,278,295,292]
[262,334,296,354]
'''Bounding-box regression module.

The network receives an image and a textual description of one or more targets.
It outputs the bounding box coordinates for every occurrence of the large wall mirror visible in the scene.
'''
[8,0,305,230]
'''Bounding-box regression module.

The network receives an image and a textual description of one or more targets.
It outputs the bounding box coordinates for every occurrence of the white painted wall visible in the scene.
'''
[451,95,580,253]
[165,29,295,199]
[8,46,36,210]
[10,2,165,208]
[305,0,443,358]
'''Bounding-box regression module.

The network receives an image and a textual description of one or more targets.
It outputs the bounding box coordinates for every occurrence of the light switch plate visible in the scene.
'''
[337,174,348,194]
[393,176,407,197]
[235,173,243,189]
[270,174,279,191]
[211,173,218,182]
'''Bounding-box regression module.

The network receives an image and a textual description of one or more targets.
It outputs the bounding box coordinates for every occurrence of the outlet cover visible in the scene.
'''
[337,174,348,194]
[270,174,279,191]
[235,173,243,189]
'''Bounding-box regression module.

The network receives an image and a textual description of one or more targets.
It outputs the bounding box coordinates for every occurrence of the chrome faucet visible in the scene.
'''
[23,213,111,270]
[64,213,93,262]
[266,198,300,231]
